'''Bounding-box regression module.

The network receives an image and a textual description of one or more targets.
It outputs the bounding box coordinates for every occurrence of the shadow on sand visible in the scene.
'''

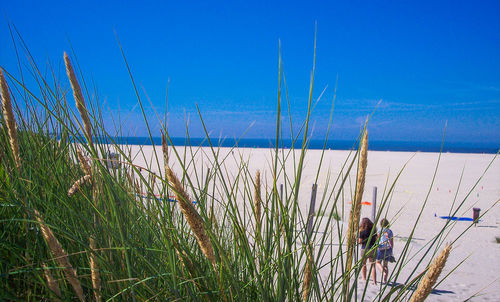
[385,282,455,296]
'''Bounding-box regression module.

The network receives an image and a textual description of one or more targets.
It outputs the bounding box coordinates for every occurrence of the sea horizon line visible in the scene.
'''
[64,135,499,154]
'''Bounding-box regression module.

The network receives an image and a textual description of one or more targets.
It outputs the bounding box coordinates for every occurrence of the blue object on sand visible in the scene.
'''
[439,216,474,221]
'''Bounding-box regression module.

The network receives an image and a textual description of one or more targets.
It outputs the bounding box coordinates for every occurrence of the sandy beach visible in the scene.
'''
[124,144,500,301]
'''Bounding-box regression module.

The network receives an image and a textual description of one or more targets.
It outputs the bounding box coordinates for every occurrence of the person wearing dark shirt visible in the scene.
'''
[358,217,378,285]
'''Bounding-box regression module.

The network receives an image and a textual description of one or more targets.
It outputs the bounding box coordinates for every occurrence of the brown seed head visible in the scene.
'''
[354,130,368,209]
[165,165,216,268]
[42,263,62,301]
[64,52,93,147]
[254,170,262,231]
[0,69,21,170]
[410,244,452,302]
[68,174,92,197]
[76,148,91,175]
[345,130,368,281]
[89,237,102,302]
[161,132,169,167]
[134,179,142,194]
[302,244,314,302]
[151,174,156,190]
[34,210,84,301]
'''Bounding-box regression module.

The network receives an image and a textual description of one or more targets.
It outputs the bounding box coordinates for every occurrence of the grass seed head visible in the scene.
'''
[254,170,262,231]
[34,210,84,301]
[0,68,21,170]
[42,263,62,301]
[76,148,92,175]
[161,132,169,166]
[410,244,452,302]
[89,237,102,302]
[165,165,216,268]
[64,52,93,147]
[302,244,314,302]
[345,130,368,285]
[68,174,92,197]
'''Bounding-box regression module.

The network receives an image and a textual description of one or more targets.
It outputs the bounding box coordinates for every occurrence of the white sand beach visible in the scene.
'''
[125,145,500,301]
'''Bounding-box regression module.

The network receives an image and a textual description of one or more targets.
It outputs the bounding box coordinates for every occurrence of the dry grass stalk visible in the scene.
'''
[165,165,216,268]
[76,148,91,175]
[0,69,21,170]
[409,244,452,302]
[151,174,156,191]
[34,210,84,301]
[134,179,142,195]
[177,248,195,274]
[89,237,102,302]
[68,174,92,197]
[64,52,93,147]
[209,207,218,232]
[125,170,136,192]
[302,243,314,302]
[42,262,62,301]
[344,130,368,293]
[254,170,262,232]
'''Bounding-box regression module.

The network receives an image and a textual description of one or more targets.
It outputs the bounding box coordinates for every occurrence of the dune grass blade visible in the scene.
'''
[0,69,21,170]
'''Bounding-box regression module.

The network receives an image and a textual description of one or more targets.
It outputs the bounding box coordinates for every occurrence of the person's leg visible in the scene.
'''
[370,259,377,285]
[382,260,389,283]
[375,249,384,277]
[360,250,367,281]
[382,248,392,283]
[361,263,367,281]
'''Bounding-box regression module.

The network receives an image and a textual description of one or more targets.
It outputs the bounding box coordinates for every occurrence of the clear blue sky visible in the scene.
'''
[1,0,499,144]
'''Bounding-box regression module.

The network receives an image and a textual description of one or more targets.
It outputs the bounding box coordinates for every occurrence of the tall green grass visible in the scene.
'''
[1,33,498,301]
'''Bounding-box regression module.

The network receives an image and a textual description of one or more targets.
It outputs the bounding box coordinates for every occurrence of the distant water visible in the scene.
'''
[100,137,499,154]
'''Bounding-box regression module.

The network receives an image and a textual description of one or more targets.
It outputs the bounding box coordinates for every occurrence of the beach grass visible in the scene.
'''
[0,33,498,301]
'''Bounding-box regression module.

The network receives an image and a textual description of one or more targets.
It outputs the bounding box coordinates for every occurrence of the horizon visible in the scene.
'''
[1,1,499,145]
[66,135,499,154]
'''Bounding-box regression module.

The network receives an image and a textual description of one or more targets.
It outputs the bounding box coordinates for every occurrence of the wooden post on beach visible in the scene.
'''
[306,184,318,241]
[372,186,377,222]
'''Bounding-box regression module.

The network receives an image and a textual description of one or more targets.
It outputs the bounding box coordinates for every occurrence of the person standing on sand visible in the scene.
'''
[358,218,378,285]
[376,218,394,283]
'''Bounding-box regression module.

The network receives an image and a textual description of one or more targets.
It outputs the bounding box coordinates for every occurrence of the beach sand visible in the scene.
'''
[125,144,499,301]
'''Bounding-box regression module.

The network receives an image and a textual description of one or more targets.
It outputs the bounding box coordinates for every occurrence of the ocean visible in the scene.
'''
[102,137,499,154]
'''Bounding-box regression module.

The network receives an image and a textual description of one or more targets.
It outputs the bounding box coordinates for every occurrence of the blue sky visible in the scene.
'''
[1,0,499,144]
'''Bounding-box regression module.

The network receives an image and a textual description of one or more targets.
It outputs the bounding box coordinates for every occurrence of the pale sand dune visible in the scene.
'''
[125,144,499,301]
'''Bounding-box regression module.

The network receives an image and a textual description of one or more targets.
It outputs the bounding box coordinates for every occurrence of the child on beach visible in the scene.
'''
[376,218,394,283]
[358,217,378,285]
